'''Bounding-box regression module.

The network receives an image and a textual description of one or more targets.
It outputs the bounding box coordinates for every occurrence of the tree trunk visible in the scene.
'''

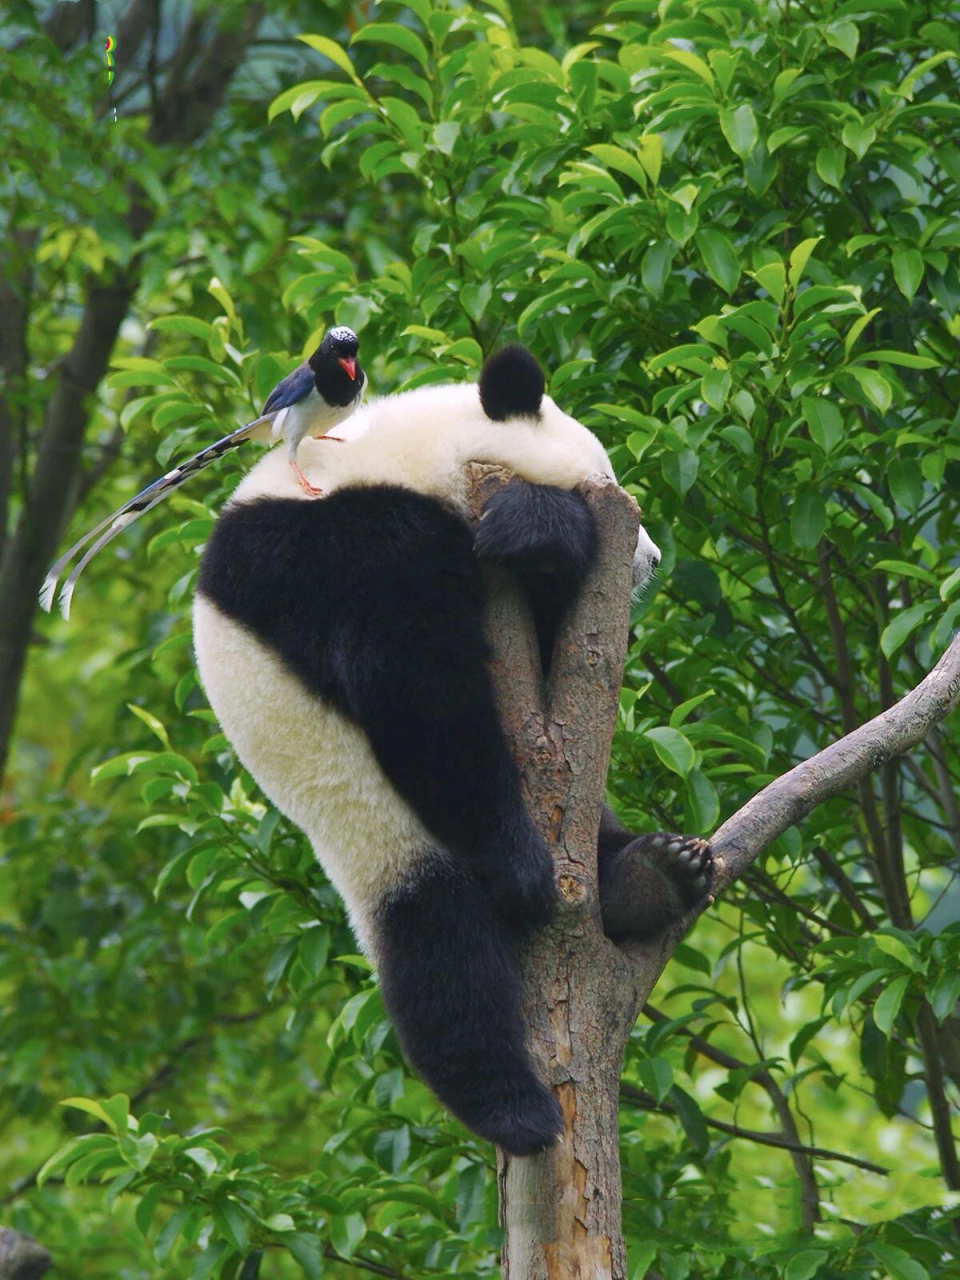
[468,467,647,1277]
[466,464,960,1278]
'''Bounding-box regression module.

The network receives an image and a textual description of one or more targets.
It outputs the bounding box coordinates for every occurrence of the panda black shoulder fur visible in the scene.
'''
[193,345,712,1155]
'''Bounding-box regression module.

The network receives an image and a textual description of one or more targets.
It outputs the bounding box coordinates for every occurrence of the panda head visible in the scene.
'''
[477,344,661,590]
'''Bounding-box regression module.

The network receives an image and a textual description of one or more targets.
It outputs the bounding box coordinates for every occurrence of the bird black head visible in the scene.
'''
[309,326,362,406]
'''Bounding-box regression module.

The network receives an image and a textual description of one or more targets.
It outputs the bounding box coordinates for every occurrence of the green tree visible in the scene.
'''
[2,0,959,1276]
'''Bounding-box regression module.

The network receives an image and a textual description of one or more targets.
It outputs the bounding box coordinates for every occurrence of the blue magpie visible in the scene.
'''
[40,326,365,619]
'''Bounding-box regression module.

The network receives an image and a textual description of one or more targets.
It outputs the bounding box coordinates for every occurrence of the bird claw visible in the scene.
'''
[291,462,323,497]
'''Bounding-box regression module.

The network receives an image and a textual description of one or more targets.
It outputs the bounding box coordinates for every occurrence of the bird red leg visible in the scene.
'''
[290,461,323,497]
[313,434,345,442]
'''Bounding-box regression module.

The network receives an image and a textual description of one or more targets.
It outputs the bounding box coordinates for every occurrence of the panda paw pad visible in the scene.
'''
[647,833,714,901]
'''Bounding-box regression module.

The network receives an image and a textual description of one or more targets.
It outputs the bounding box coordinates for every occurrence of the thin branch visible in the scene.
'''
[709,631,960,888]
[619,1084,889,1175]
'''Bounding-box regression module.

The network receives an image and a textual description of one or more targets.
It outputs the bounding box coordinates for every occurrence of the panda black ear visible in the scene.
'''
[478,344,545,421]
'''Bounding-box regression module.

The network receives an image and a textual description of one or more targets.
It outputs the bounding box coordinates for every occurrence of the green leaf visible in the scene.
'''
[126,704,170,749]
[899,50,957,100]
[149,315,211,339]
[61,1096,119,1132]
[873,560,938,588]
[930,969,960,1023]
[875,972,911,1034]
[585,144,648,189]
[432,121,460,155]
[380,96,423,149]
[660,46,714,84]
[636,134,663,185]
[788,237,820,288]
[887,458,923,512]
[841,119,876,160]
[297,35,358,81]
[718,104,758,161]
[155,1208,191,1262]
[790,486,826,548]
[892,248,924,300]
[265,1214,296,1233]
[857,349,939,369]
[213,1200,251,1254]
[641,240,677,299]
[287,1234,325,1279]
[785,1252,827,1280]
[638,1055,673,1102]
[843,306,881,355]
[669,692,714,727]
[184,1146,219,1177]
[135,1184,164,1237]
[37,1136,115,1188]
[351,23,430,71]
[752,261,785,304]
[872,933,920,970]
[662,448,699,497]
[801,396,842,453]
[824,21,859,58]
[940,566,960,601]
[846,366,892,414]
[684,768,719,833]
[645,727,696,777]
[868,1242,930,1280]
[879,602,937,659]
[815,145,846,189]
[700,368,730,411]
[330,1212,366,1259]
[695,229,740,295]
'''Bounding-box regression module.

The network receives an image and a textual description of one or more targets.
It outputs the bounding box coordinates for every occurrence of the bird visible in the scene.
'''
[263,324,365,495]
[39,326,365,619]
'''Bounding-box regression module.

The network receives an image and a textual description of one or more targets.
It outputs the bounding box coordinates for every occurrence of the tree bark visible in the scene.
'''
[465,464,960,1279]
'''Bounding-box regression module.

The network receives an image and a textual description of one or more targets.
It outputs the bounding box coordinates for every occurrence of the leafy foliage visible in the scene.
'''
[3,0,960,1276]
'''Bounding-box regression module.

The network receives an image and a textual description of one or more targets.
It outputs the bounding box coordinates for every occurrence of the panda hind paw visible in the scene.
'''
[600,832,714,942]
[474,1078,563,1156]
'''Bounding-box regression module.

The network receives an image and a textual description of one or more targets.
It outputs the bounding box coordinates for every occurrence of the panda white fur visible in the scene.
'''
[193,346,712,1155]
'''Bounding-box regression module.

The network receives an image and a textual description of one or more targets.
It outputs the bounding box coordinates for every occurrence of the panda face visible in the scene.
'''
[633,523,662,588]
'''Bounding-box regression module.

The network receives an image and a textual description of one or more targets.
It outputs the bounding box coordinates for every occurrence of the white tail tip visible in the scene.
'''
[58,582,76,621]
[39,575,59,613]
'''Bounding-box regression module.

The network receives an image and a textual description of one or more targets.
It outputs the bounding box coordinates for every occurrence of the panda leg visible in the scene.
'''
[373,854,563,1156]
[597,808,714,941]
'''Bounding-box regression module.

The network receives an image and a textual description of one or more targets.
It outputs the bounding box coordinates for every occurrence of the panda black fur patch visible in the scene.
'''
[478,344,545,421]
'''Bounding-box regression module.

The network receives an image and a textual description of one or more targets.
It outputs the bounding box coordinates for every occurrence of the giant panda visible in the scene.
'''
[193,345,713,1155]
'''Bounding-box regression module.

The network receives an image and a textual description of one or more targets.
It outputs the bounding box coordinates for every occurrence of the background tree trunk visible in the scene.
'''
[0,1228,50,1280]
[466,465,960,1279]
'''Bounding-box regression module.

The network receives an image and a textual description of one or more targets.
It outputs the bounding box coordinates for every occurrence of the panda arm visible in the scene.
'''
[473,479,597,581]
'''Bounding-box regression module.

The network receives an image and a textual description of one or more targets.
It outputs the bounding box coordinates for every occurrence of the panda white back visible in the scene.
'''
[231,379,614,512]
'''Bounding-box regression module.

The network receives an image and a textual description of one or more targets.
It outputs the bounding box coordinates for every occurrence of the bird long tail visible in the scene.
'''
[40,413,273,617]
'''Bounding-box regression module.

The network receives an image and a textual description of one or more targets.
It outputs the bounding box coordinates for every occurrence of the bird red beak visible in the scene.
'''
[338,356,357,381]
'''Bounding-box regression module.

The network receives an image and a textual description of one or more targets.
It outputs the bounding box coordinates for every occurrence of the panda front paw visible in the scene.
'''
[474,480,596,579]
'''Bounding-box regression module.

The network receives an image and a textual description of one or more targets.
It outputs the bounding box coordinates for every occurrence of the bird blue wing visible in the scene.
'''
[262,362,314,413]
